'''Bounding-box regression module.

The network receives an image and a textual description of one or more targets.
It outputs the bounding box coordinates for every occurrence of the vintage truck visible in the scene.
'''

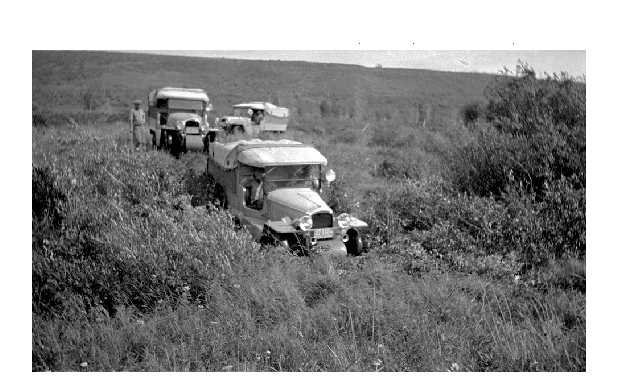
[207,139,367,256]
[216,102,289,135]
[147,87,218,156]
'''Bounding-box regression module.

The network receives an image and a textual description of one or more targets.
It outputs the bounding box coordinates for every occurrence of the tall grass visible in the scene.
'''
[32,122,585,371]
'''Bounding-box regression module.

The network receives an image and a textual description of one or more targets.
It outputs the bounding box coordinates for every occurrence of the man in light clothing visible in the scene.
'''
[241,170,264,209]
[129,99,146,151]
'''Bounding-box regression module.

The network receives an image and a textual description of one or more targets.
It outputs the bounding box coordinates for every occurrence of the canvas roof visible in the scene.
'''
[155,87,210,101]
[210,139,327,170]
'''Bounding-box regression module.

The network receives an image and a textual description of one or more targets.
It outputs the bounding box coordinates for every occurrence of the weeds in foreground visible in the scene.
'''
[32,123,585,371]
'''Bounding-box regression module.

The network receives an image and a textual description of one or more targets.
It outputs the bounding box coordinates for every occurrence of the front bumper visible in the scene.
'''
[288,228,348,256]
[311,237,347,256]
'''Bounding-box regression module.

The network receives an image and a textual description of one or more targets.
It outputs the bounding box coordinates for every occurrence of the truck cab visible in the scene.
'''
[147,87,218,155]
[207,139,366,256]
[216,102,289,136]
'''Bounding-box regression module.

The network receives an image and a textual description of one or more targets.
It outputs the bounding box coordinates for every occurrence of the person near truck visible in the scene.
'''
[241,170,264,209]
[250,109,264,125]
[129,99,146,151]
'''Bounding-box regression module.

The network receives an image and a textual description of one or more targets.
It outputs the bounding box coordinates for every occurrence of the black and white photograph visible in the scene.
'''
[18,1,603,383]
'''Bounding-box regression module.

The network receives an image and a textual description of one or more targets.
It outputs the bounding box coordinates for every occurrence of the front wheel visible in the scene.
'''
[345,229,363,256]
[170,132,182,158]
[157,131,165,151]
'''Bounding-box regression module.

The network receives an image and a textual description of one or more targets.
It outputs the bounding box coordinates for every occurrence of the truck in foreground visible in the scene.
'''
[207,139,366,256]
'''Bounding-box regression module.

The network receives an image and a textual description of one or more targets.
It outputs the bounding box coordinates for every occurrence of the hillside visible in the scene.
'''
[32,53,585,372]
[32,50,495,130]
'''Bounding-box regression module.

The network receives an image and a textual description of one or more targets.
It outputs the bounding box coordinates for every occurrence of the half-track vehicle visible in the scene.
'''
[207,139,367,256]
[216,102,289,135]
[147,87,218,157]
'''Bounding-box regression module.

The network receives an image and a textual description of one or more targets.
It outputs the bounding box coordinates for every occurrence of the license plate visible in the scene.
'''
[313,229,334,239]
[185,127,200,134]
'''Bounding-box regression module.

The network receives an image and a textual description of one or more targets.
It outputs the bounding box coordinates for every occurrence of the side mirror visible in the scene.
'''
[206,104,213,112]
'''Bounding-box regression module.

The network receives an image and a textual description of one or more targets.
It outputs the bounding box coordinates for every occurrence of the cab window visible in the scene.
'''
[264,165,319,191]
[168,99,203,111]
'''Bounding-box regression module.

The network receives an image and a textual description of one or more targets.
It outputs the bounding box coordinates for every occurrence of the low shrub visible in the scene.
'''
[32,108,127,127]
[485,62,585,136]
[32,131,271,319]
[331,128,359,144]
[32,167,67,230]
[373,158,419,180]
[355,172,584,279]
[460,101,485,127]
[369,124,405,148]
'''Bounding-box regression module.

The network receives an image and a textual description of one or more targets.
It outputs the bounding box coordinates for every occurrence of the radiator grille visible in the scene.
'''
[312,212,333,229]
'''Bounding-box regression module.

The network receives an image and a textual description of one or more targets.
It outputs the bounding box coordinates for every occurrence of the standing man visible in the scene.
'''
[241,170,264,209]
[129,99,146,152]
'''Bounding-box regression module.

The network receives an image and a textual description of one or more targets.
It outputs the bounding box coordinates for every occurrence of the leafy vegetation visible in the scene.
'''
[32,53,585,372]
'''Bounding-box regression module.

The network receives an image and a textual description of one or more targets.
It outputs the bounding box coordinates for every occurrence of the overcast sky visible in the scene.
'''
[131,50,586,78]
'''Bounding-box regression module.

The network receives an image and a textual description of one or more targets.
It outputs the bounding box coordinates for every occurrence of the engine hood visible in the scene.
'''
[266,188,332,220]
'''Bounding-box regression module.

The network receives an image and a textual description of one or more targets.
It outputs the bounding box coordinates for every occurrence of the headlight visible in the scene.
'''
[299,215,313,231]
[337,213,351,228]
[325,169,336,182]
[176,121,184,130]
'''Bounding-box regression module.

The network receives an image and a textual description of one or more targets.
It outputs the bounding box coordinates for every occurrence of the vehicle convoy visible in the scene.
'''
[216,102,289,135]
[207,139,367,256]
[147,87,218,157]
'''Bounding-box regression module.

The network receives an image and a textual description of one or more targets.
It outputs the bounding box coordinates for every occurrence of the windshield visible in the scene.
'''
[168,99,204,112]
[232,107,251,117]
[264,165,320,191]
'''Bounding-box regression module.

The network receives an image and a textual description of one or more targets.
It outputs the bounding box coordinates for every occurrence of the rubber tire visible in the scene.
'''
[170,132,182,158]
[345,229,363,256]
[289,234,311,256]
[158,131,165,151]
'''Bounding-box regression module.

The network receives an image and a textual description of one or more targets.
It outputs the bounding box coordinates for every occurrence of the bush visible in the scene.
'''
[448,63,585,198]
[32,167,67,230]
[358,171,584,277]
[373,158,420,180]
[31,137,272,319]
[331,128,359,144]
[460,101,485,127]
[370,147,428,181]
[485,62,586,136]
[369,125,403,148]
[32,103,49,127]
